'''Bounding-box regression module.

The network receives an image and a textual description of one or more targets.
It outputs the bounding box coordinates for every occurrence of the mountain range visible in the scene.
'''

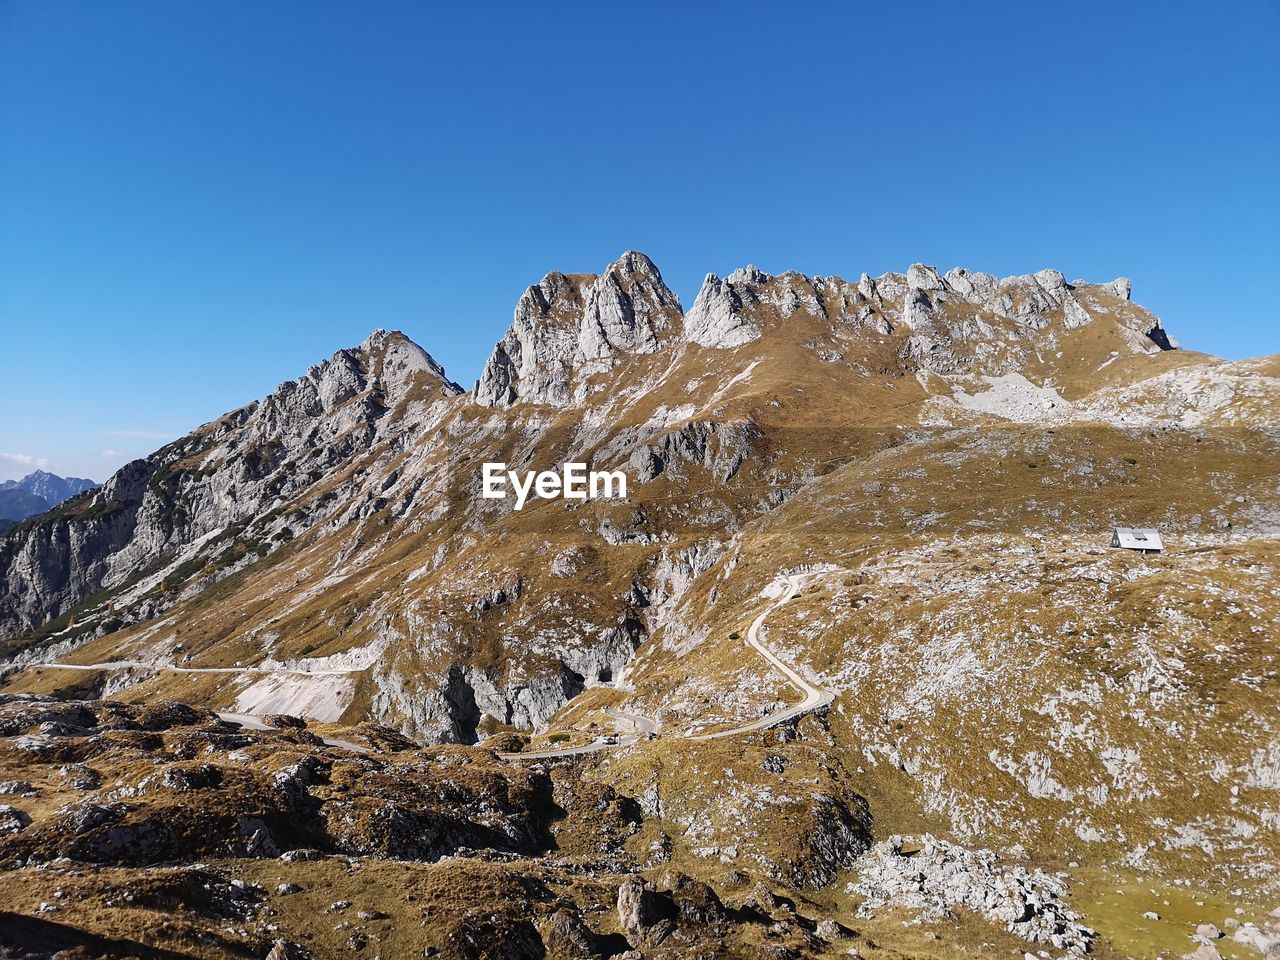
[0,253,1277,959]
[0,469,99,531]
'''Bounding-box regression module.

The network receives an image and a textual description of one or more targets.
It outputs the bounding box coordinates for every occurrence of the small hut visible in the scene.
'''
[1111,527,1163,553]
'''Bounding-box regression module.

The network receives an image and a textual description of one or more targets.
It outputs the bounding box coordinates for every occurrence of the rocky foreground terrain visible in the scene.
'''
[0,253,1277,957]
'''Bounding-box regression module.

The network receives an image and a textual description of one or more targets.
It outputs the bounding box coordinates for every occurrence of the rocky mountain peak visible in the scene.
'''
[254,328,458,431]
[0,471,100,530]
[474,251,683,407]
[683,270,765,350]
[475,254,1178,408]
[1102,277,1132,300]
[1,470,98,500]
[726,264,771,286]
[0,328,464,638]
[907,263,947,291]
[360,328,462,398]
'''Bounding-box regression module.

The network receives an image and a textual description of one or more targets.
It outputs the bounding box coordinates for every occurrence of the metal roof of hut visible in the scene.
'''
[1111,527,1164,552]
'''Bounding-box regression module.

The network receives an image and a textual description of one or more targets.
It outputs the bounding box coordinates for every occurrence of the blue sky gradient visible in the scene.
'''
[2,0,1277,480]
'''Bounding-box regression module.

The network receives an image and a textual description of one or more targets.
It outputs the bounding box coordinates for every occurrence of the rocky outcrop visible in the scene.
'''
[370,615,644,744]
[616,875,676,946]
[540,908,606,959]
[852,835,1095,953]
[1232,916,1280,956]
[0,692,844,958]
[627,419,758,484]
[0,695,557,867]
[683,269,766,349]
[474,252,682,407]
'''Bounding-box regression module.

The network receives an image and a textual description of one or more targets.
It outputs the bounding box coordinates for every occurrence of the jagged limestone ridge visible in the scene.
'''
[474,253,1169,407]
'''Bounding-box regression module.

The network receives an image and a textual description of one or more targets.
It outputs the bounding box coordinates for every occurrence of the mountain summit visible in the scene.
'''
[2,469,99,505]
[475,251,685,406]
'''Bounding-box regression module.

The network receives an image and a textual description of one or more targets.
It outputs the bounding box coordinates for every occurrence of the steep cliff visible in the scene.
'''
[0,330,461,646]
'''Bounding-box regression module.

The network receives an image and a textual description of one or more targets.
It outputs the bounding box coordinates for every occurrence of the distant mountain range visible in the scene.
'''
[0,470,99,530]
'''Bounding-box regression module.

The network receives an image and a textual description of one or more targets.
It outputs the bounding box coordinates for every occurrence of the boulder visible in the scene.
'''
[616,876,676,945]
[1233,923,1280,955]
[540,907,602,959]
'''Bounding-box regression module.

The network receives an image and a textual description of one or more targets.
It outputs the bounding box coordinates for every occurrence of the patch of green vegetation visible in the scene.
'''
[161,554,208,592]
[212,536,269,569]
[1076,869,1263,960]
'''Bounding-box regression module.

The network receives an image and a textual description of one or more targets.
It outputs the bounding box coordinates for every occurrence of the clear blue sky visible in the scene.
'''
[1,1,1277,482]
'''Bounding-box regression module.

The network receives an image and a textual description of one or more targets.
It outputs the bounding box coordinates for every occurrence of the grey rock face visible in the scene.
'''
[1104,277,1133,300]
[475,253,1174,410]
[943,267,998,299]
[907,263,947,291]
[628,419,757,485]
[474,251,682,407]
[0,330,461,639]
[542,908,603,959]
[473,272,580,408]
[616,876,675,945]
[371,613,643,744]
[1233,920,1280,955]
[580,251,682,357]
[684,271,765,349]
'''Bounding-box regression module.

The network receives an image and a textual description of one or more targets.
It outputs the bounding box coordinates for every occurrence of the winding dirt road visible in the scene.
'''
[687,572,834,741]
[497,570,835,758]
[21,570,835,761]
